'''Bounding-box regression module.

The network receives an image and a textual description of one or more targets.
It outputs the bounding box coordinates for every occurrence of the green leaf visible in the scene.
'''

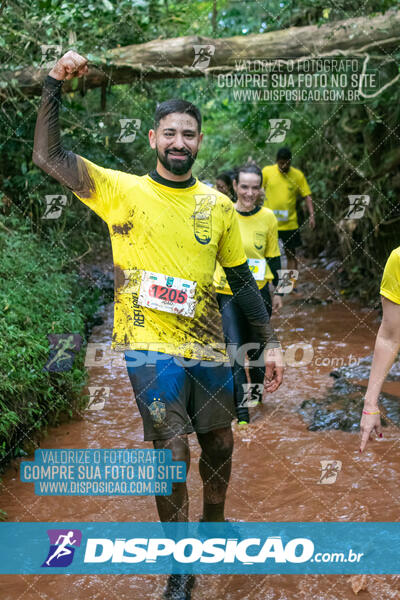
[102,0,114,10]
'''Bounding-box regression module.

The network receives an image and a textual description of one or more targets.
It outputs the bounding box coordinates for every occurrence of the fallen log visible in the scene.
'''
[1,10,399,96]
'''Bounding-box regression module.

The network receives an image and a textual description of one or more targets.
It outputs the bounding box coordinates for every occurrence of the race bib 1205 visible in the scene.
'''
[138,271,197,317]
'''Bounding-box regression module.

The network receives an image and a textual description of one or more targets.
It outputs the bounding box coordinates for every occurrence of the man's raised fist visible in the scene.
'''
[49,50,88,81]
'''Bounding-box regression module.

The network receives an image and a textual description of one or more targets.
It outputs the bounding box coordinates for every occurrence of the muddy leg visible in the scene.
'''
[153,435,190,522]
[197,427,233,522]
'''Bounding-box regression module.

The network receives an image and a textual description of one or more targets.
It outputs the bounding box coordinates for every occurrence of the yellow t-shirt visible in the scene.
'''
[380,247,400,305]
[214,206,280,295]
[73,158,247,361]
[262,163,311,230]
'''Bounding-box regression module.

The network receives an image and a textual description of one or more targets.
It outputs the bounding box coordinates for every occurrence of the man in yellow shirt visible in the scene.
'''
[262,147,315,278]
[360,247,400,452]
[33,50,283,600]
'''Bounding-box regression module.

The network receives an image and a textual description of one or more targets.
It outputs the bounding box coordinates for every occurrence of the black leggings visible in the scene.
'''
[217,285,272,423]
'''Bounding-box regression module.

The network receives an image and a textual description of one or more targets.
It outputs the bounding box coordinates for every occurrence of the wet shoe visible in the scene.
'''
[163,574,195,600]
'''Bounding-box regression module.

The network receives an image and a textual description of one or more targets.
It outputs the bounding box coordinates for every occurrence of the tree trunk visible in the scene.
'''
[212,0,217,36]
[3,10,399,96]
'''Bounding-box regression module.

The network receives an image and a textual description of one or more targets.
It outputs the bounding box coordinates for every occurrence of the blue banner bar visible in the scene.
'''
[0,522,399,574]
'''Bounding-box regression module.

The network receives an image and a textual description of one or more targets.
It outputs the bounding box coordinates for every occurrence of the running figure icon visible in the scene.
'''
[45,531,78,566]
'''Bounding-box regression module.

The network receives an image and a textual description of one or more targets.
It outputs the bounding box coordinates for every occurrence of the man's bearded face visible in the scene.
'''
[156,145,197,176]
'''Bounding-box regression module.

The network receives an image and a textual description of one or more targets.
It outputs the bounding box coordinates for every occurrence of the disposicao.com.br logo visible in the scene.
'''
[38,527,366,573]
[84,535,315,564]
[41,531,363,570]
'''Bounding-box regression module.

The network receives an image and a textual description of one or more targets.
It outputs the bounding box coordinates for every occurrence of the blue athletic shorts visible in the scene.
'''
[125,351,235,441]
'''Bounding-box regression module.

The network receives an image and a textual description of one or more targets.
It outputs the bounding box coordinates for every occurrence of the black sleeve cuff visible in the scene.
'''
[44,75,64,88]
[223,261,280,349]
[266,255,281,288]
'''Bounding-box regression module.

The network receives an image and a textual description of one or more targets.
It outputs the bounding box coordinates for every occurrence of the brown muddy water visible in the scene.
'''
[1,265,400,600]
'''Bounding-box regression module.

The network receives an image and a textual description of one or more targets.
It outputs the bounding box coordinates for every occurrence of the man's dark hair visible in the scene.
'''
[276,146,292,161]
[234,163,263,186]
[154,99,202,132]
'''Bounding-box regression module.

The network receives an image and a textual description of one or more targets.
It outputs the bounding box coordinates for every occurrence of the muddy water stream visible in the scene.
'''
[1,266,400,600]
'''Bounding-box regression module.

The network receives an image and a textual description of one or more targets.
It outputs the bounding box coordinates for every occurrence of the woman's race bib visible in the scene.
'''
[247,258,266,281]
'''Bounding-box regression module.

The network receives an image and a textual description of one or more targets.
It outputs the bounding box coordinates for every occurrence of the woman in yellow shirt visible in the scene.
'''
[360,247,400,451]
[214,163,282,424]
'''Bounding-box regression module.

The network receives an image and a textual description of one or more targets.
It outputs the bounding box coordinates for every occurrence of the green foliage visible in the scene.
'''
[0,0,224,66]
[0,226,106,467]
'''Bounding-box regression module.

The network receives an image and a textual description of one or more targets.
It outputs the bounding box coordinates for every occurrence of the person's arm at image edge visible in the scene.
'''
[304,195,315,229]
[298,171,314,229]
[360,296,400,451]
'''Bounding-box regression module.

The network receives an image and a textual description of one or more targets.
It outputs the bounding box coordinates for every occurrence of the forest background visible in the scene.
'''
[0,0,399,467]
